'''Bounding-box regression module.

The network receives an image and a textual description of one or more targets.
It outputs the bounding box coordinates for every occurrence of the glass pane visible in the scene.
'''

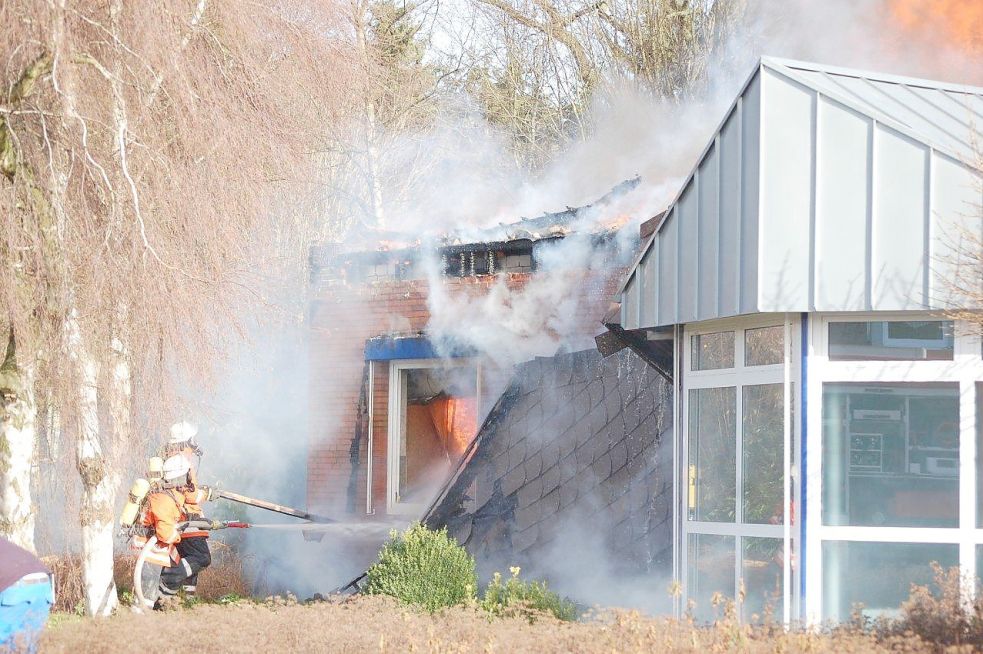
[692,331,735,370]
[823,541,957,621]
[745,326,784,366]
[689,387,737,522]
[743,384,785,524]
[822,383,959,528]
[829,321,954,361]
[741,537,784,622]
[687,533,734,622]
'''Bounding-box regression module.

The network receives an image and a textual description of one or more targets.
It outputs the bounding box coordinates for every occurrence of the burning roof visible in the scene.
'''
[325,176,642,257]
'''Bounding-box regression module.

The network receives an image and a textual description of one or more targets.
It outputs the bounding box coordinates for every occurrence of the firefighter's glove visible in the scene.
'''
[201,485,218,502]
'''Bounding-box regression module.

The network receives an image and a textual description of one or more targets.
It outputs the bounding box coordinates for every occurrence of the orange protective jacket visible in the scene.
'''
[143,489,187,546]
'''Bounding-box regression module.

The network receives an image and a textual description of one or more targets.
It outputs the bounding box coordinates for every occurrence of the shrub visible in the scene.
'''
[869,563,983,649]
[364,523,477,612]
[480,567,578,622]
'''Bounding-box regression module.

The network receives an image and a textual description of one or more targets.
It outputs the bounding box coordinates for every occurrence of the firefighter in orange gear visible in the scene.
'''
[160,421,212,598]
[143,454,213,607]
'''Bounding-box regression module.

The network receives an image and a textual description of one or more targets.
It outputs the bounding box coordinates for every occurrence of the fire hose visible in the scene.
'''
[214,490,336,524]
[132,520,249,611]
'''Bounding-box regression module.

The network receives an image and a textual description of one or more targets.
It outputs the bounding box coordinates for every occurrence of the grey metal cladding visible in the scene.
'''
[624,273,639,329]
[619,56,983,329]
[642,244,658,326]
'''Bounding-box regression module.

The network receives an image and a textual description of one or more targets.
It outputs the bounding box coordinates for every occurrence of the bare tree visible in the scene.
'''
[320,0,444,233]
[450,0,744,167]
[0,0,354,615]
[941,146,983,325]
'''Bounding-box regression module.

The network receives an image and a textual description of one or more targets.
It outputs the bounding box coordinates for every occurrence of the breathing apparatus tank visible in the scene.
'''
[119,478,151,528]
[147,456,164,487]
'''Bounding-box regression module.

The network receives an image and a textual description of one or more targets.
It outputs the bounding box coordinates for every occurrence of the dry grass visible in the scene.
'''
[34,561,983,652]
[41,543,251,613]
[36,594,930,654]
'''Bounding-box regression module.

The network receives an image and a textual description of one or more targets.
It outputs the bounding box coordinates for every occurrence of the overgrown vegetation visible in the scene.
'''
[364,523,478,612]
[39,547,983,654]
[859,563,983,650]
[42,545,251,613]
[30,593,931,654]
[481,567,578,622]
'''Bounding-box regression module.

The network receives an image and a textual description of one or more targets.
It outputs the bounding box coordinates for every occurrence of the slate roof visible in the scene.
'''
[425,347,673,583]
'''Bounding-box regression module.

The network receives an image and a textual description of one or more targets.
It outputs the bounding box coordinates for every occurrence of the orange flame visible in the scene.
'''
[429,396,477,457]
[889,0,983,54]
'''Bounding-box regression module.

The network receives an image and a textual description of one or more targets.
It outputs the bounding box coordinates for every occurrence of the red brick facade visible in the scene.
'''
[307,260,627,517]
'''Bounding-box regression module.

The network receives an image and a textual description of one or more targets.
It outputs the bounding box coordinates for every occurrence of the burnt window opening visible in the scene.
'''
[388,361,480,514]
[394,259,414,281]
[439,244,535,278]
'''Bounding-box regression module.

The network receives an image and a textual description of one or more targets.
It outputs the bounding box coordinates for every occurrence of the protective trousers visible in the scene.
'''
[159,537,211,600]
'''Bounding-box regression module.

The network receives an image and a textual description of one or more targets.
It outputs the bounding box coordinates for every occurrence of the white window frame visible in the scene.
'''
[804,311,983,624]
[880,321,953,350]
[386,358,480,516]
[680,313,799,624]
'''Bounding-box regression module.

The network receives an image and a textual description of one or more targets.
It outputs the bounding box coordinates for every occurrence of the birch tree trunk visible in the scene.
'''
[45,1,119,616]
[0,329,37,552]
[354,2,386,228]
[69,317,119,617]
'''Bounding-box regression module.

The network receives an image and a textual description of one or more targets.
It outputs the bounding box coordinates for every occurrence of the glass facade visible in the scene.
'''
[822,541,957,621]
[814,317,981,624]
[743,384,785,524]
[681,315,982,625]
[688,387,737,522]
[693,331,735,370]
[684,322,792,622]
[742,537,784,622]
[745,326,784,366]
[978,383,983,529]
[822,383,959,528]
[828,321,954,361]
[687,533,735,622]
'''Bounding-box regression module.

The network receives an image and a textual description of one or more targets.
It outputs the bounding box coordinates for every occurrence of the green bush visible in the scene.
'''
[480,567,578,622]
[364,523,477,612]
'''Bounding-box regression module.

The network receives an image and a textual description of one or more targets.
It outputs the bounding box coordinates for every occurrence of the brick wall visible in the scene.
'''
[307,261,628,517]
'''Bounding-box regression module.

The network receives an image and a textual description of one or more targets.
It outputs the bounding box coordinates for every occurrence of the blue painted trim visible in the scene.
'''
[364,336,435,360]
[799,314,809,620]
[363,336,473,361]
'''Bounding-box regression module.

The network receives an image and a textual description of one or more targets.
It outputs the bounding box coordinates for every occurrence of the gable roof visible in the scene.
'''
[767,57,983,166]
[617,57,983,329]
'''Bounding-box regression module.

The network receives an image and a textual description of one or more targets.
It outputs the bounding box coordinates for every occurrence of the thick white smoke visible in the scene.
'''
[188,0,981,603]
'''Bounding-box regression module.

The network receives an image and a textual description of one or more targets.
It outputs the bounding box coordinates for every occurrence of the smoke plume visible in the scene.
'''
[186,0,981,605]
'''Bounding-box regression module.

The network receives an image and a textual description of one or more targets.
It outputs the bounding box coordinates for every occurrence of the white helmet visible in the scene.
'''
[169,421,198,445]
[161,454,190,483]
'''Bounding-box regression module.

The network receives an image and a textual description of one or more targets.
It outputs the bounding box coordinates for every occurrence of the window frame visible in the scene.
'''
[386,358,480,516]
[804,312,983,624]
[681,314,798,623]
